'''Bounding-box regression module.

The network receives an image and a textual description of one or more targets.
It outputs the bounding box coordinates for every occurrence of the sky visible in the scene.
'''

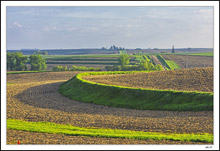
[6,6,214,49]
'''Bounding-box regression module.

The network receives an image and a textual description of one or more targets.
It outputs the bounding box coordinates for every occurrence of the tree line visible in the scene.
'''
[7,52,47,71]
[105,51,163,71]
[7,51,164,72]
[52,65,101,71]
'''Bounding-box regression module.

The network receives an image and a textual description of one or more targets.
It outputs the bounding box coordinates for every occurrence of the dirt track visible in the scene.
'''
[7,71,213,144]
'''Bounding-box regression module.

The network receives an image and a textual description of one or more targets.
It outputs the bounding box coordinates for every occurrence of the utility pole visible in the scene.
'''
[186,56,188,68]
[185,49,188,68]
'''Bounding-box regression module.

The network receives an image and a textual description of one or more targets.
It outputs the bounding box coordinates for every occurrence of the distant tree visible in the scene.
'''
[187,47,191,53]
[172,45,175,53]
[113,65,121,71]
[52,66,59,71]
[109,45,120,50]
[29,54,47,71]
[88,67,96,71]
[77,66,88,71]
[160,51,168,53]
[64,66,68,71]
[119,51,130,68]
[52,65,65,71]
[7,52,27,71]
[7,52,16,71]
[42,51,48,55]
[153,64,164,71]
[139,59,154,71]
[135,48,142,50]
[105,66,113,71]
[70,65,78,71]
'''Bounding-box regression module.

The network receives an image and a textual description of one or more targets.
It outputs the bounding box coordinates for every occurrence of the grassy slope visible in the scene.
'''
[59,71,213,111]
[7,119,213,143]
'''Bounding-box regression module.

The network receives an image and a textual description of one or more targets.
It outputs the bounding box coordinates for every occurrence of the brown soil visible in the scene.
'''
[82,67,213,93]
[7,130,209,145]
[162,55,213,68]
[6,71,213,144]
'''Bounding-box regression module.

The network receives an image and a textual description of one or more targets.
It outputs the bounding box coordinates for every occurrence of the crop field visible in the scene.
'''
[156,55,180,70]
[175,52,213,56]
[38,55,137,70]
[162,55,213,68]
[82,67,213,93]
[149,55,166,70]
[23,54,213,71]
[6,69,213,144]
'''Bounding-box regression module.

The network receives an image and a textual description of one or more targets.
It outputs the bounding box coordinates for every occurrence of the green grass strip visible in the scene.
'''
[7,70,51,74]
[59,71,213,111]
[7,83,16,85]
[157,55,181,70]
[46,61,122,65]
[185,52,213,56]
[7,119,213,143]
[166,60,181,69]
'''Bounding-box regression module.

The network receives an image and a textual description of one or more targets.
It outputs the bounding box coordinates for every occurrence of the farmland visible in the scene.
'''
[14,53,213,72]
[60,69,213,111]
[161,55,213,68]
[44,54,212,71]
[156,55,181,70]
[82,67,213,93]
[5,5,215,147]
[40,55,137,70]
[7,70,213,144]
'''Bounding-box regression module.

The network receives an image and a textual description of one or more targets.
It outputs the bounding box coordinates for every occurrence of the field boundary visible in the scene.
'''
[7,119,213,143]
[59,71,213,111]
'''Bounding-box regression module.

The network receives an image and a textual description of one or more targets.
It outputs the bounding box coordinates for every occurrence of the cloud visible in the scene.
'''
[42,25,60,32]
[13,22,22,28]
[88,27,98,31]
[67,27,76,31]
[6,7,214,49]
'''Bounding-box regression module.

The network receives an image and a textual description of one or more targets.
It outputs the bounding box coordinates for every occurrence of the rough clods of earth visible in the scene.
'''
[82,67,213,92]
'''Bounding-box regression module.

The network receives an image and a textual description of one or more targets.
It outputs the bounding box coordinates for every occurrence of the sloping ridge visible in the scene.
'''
[59,71,213,111]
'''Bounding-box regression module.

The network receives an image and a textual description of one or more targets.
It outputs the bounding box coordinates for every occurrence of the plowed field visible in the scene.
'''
[82,67,213,93]
[7,71,213,144]
[162,55,213,68]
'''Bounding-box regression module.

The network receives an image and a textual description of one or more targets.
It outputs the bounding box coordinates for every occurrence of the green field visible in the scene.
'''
[40,54,137,68]
[7,119,213,143]
[156,55,181,70]
[159,52,213,56]
[41,54,121,60]
[7,71,49,74]
[185,52,213,56]
[59,71,213,111]
[165,60,181,69]
[142,52,213,56]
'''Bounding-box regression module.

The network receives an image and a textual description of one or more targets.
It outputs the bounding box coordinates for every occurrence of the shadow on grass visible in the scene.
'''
[14,82,212,118]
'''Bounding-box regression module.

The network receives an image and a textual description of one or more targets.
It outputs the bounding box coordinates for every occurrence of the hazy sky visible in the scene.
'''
[6,6,214,49]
